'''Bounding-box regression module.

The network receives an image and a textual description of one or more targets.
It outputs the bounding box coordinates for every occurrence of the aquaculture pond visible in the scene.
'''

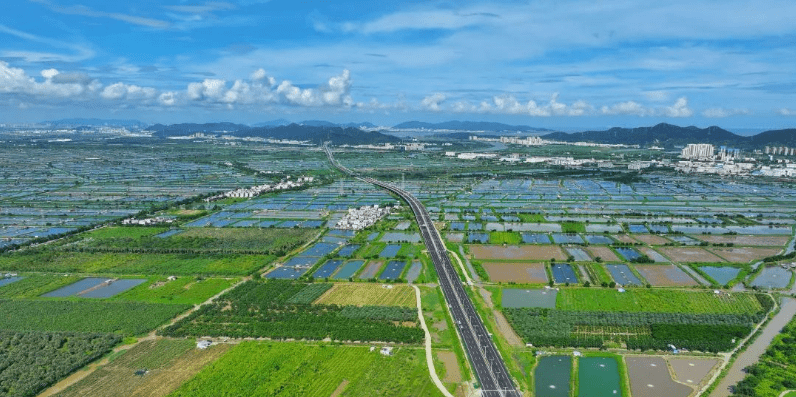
[380,260,407,280]
[0,276,23,288]
[584,235,613,244]
[535,355,571,397]
[578,356,622,397]
[80,279,146,298]
[379,244,401,258]
[605,264,642,286]
[501,288,557,308]
[332,260,365,279]
[313,260,344,278]
[699,266,741,285]
[405,261,422,283]
[551,263,578,284]
[466,233,490,243]
[615,247,642,261]
[751,266,792,289]
[522,233,551,244]
[42,278,107,297]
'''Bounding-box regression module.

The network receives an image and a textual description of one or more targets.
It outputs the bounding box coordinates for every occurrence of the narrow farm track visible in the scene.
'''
[413,285,455,397]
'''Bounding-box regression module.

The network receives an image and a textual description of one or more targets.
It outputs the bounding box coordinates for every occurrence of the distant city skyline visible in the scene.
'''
[1,0,795,129]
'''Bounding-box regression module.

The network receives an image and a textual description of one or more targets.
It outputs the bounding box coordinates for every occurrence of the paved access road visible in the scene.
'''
[325,146,520,397]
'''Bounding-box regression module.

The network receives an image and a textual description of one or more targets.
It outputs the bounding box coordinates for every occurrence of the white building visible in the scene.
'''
[681,144,715,160]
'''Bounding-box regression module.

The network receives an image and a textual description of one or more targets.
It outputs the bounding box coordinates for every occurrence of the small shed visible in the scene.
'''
[197,340,212,349]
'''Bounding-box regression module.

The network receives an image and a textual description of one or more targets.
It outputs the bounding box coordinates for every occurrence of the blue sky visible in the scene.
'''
[1,0,795,130]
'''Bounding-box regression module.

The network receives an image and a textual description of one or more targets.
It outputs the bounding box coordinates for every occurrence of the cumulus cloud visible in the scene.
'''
[101,82,156,100]
[702,107,751,118]
[601,101,651,116]
[777,108,796,116]
[0,61,101,98]
[276,69,352,107]
[420,93,446,111]
[663,97,693,117]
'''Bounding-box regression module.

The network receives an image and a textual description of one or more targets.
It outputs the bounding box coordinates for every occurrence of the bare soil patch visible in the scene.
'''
[585,246,620,262]
[482,262,548,283]
[668,357,719,389]
[437,351,462,383]
[693,235,790,246]
[635,265,698,287]
[633,234,671,245]
[657,247,726,263]
[708,247,781,263]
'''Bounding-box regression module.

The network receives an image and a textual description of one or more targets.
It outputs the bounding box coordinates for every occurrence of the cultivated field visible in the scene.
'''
[708,247,782,263]
[481,262,548,283]
[314,283,415,307]
[168,342,445,397]
[556,289,763,314]
[56,339,231,397]
[632,234,671,245]
[584,246,620,262]
[656,247,726,263]
[0,300,190,334]
[635,264,699,286]
[470,245,566,261]
[0,274,82,298]
[693,235,791,246]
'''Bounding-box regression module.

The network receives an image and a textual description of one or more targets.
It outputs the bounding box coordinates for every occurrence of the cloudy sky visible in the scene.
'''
[1,0,795,130]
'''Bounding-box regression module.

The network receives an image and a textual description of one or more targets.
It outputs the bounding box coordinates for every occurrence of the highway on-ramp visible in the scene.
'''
[325,146,521,397]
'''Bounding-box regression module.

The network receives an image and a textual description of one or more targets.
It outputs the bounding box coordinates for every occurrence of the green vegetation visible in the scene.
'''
[339,305,417,321]
[111,277,236,304]
[160,280,423,343]
[0,330,120,397]
[0,300,190,335]
[285,283,333,304]
[0,252,272,276]
[517,213,545,223]
[557,289,764,314]
[489,231,522,245]
[733,315,796,396]
[561,222,586,233]
[504,307,763,352]
[74,227,316,256]
[168,342,444,397]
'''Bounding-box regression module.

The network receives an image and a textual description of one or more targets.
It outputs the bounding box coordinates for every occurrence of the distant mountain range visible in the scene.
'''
[147,123,400,146]
[392,120,554,133]
[542,123,796,148]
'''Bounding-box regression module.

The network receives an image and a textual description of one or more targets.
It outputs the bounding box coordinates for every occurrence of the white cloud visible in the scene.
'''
[663,97,693,117]
[101,82,157,100]
[0,61,101,98]
[643,91,669,102]
[29,0,170,28]
[702,107,751,118]
[276,69,352,107]
[158,91,177,106]
[41,69,59,79]
[421,93,446,111]
[449,93,593,117]
[777,108,796,116]
[601,101,651,116]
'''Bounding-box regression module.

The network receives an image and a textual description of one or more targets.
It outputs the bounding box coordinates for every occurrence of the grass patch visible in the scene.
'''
[489,231,522,245]
[556,288,763,314]
[168,342,444,397]
[111,277,236,304]
[561,222,586,233]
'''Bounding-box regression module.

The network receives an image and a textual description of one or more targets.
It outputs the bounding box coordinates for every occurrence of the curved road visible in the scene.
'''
[326,146,521,397]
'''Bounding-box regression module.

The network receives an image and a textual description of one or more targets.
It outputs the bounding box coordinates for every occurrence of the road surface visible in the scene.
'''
[325,145,521,397]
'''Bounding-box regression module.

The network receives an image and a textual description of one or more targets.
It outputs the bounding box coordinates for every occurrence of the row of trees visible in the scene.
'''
[160,280,424,344]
